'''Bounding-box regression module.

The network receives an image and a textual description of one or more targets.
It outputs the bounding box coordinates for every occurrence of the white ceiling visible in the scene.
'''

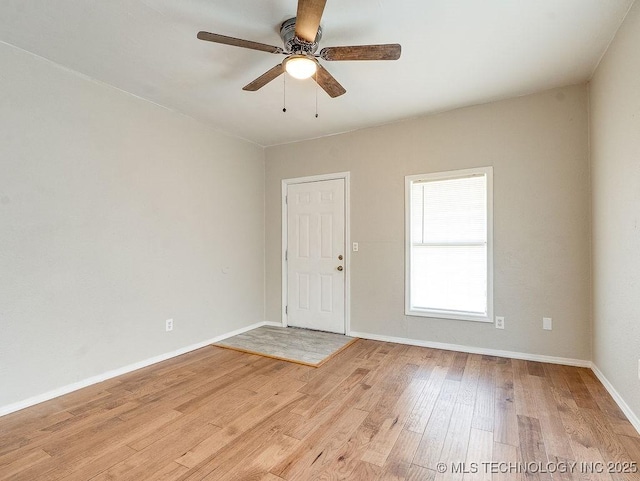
[0,0,634,146]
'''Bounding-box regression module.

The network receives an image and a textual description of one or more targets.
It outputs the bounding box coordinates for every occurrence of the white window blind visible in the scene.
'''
[406,168,492,322]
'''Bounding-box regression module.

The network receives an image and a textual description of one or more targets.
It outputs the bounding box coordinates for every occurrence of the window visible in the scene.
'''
[405,167,493,322]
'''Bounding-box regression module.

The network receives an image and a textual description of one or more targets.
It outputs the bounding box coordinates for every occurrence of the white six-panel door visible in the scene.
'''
[286,178,345,334]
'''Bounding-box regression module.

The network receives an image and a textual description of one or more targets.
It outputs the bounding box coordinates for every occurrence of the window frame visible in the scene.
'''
[405,166,494,323]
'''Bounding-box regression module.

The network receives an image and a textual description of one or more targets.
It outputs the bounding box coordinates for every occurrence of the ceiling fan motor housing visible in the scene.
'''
[280,17,322,54]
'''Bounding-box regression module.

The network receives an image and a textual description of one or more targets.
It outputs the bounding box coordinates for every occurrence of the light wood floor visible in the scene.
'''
[1,340,638,480]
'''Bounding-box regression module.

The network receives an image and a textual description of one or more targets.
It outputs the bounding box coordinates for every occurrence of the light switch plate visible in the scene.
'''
[543,317,553,330]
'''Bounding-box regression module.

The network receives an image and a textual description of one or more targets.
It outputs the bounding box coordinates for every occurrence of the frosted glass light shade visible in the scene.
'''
[284,55,318,79]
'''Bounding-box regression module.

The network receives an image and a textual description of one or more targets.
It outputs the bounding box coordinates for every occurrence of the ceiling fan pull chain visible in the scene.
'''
[315,72,319,118]
[283,73,287,113]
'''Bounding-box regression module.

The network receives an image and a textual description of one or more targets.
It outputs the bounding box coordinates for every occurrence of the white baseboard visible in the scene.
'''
[591,364,640,435]
[262,321,283,327]
[0,321,274,418]
[348,330,592,367]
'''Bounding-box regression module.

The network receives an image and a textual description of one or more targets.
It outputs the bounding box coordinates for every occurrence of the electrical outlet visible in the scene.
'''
[166,319,174,332]
[495,316,505,329]
[543,317,553,330]
[352,242,359,252]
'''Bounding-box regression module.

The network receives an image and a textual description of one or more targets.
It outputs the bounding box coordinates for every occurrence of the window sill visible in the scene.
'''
[405,308,492,323]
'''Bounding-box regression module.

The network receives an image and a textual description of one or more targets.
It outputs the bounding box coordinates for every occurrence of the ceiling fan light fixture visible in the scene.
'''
[284,55,318,79]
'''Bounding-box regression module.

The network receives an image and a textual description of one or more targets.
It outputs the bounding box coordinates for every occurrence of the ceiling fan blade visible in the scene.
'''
[243,64,285,91]
[320,44,402,61]
[197,31,283,54]
[295,0,327,43]
[314,64,346,98]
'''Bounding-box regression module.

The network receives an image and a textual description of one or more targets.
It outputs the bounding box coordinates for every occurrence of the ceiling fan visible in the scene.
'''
[197,0,401,98]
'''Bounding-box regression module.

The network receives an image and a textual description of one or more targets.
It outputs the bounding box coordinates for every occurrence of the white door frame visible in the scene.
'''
[281,172,351,335]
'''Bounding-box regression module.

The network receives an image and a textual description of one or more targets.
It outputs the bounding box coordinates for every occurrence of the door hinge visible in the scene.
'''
[285,306,288,314]
[285,249,288,261]
[285,195,288,204]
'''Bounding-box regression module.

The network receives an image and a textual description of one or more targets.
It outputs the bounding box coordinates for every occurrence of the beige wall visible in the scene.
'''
[266,85,591,361]
[590,1,640,420]
[0,43,265,408]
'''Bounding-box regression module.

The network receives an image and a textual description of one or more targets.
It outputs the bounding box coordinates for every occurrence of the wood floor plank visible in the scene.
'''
[259,474,286,481]
[579,408,638,481]
[544,363,574,402]
[374,429,422,480]
[174,357,275,413]
[462,428,493,481]
[1,339,637,481]
[492,442,524,481]
[513,360,539,418]
[517,415,552,481]
[434,402,474,481]
[527,361,547,378]
[456,354,482,406]
[305,362,425,479]
[530,375,575,460]
[405,363,449,434]
[302,412,376,480]
[412,379,460,469]
[138,461,190,481]
[563,367,600,411]
[354,348,417,413]
[546,456,576,481]
[213,433,298,481]
[494,385,519,447]
[578,369,639,439]
[7,405,142,481]
[618,434,640,461]
[174,425,228,469]
[290,367,369,418]
[0,448,51,480]
[406,464,437,481]
[197,388,261,427]
[471,356,496,432]
[89,417,220,481]
[447,352,470,382]
[127,410,204,452]
[270,407,369,480]
[360,378,427,466]
[176,399,304,481]
[54,445,139,481]
[554,393,615,481]
[493,357,519,448]
[282,371,370,440]
[305,409,390,481]
[0,409,74,450]
[348,459,383,480]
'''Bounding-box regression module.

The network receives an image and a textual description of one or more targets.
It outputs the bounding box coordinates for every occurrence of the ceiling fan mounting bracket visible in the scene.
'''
[280,17,322,54]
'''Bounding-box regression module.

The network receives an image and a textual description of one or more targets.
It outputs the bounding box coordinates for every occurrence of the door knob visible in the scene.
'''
[338,255,343,260]
[337,266,343,271]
